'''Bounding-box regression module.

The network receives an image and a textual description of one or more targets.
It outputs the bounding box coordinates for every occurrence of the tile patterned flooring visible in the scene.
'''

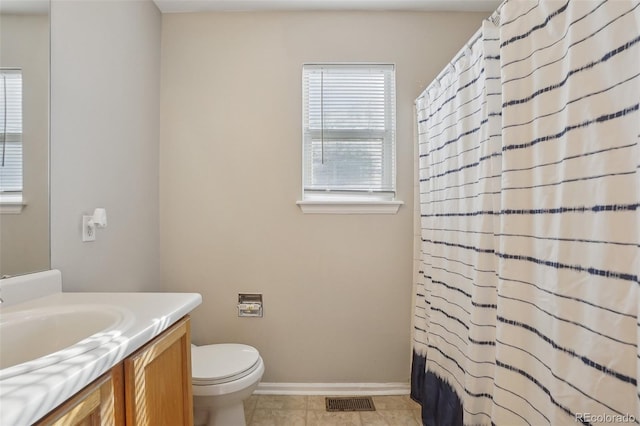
[244,395,422,426]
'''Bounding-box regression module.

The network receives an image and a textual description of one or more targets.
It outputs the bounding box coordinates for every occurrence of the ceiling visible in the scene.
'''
[0,0,500,16]
[153,0,502,13]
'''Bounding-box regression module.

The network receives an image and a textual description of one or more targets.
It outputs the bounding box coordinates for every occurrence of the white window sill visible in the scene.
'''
[296,200,403,214]
[0,194,25,214]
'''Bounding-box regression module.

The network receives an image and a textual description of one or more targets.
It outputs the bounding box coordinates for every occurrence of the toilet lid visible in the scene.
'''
[191,343,260,384]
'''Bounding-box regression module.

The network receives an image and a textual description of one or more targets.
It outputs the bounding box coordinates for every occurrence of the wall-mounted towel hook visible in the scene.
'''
[82,208,107,242]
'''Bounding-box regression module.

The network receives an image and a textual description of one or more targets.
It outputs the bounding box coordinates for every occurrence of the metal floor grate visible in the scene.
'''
[325,396,376,412]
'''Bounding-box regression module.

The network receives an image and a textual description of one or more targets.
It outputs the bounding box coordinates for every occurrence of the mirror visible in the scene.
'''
[0,1,50,277]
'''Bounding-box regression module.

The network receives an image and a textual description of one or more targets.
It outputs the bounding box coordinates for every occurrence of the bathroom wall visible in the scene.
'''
[160,11,486,383]
[50,0,161,291]
[0,14,49,276]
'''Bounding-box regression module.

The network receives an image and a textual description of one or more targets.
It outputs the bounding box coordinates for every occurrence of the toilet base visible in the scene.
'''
[194,402,246,426]
[191,352,264,426]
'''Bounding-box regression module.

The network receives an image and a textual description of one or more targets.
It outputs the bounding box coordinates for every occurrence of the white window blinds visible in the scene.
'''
[302,64,396,199]
[0,70,23,193]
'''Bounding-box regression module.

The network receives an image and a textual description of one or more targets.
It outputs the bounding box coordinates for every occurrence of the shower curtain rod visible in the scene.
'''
[488,0,504,26]
[416,0,505,103]
[415,28,480,101]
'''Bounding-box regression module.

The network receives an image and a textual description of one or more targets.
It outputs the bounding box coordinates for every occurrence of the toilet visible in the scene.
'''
[191,343,265,426]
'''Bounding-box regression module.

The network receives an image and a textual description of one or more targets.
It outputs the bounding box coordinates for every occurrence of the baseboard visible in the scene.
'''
[255,382,410,396]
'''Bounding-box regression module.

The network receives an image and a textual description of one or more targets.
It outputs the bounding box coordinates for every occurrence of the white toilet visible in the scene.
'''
[191,343,265,426]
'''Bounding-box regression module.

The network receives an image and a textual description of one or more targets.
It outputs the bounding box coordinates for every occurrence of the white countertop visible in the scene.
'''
[0,271,202,425]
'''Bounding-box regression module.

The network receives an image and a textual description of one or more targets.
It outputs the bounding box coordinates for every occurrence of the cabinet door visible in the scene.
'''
[124,316,193,426]
[36,365,124,426]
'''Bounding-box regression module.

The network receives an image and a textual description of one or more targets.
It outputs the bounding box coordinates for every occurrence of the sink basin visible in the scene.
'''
[0,304,134,380]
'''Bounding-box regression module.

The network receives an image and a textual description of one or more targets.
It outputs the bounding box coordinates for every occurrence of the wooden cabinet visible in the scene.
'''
[124,317,193,426]
[36,316,192,426]
[36,365,124,426]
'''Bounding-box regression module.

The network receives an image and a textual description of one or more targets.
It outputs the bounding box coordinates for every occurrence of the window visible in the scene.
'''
[298,64,402,214]
[0,69,23,210]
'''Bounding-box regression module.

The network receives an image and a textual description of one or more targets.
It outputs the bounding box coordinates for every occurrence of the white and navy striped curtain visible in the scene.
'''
[413,19,502,426]
[412,1,640,425]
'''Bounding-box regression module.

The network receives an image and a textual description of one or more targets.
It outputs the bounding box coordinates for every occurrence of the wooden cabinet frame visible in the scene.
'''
[124,317,193,426]
[36,365,124,426]
[35,316,192,426]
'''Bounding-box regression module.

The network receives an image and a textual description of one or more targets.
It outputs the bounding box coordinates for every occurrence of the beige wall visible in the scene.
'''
[160,11,485,382]
[50,0,161,291]
[0,14,49,277]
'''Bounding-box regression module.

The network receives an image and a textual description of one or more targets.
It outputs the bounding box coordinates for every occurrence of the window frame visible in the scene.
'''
[297,63,402,214]
[0,68,25,214]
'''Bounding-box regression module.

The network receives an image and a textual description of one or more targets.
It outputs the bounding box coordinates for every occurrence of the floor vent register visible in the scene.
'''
[325,396,376,412]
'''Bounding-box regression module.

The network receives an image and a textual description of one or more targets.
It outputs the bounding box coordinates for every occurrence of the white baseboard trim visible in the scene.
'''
[255,382,410,396]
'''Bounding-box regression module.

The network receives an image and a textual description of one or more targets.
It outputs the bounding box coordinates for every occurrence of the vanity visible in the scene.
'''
[0,270,202,425]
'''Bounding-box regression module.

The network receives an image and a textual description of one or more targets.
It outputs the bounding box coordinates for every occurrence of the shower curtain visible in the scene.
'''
[412,1,640,425]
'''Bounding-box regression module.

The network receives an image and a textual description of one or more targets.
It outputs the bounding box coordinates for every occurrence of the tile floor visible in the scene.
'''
[244,395,422,426]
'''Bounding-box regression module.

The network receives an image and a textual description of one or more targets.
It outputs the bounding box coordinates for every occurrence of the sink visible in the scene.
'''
[0,304,134,380]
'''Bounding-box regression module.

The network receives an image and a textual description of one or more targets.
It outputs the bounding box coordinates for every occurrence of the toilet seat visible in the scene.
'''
[191,343,261,385]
